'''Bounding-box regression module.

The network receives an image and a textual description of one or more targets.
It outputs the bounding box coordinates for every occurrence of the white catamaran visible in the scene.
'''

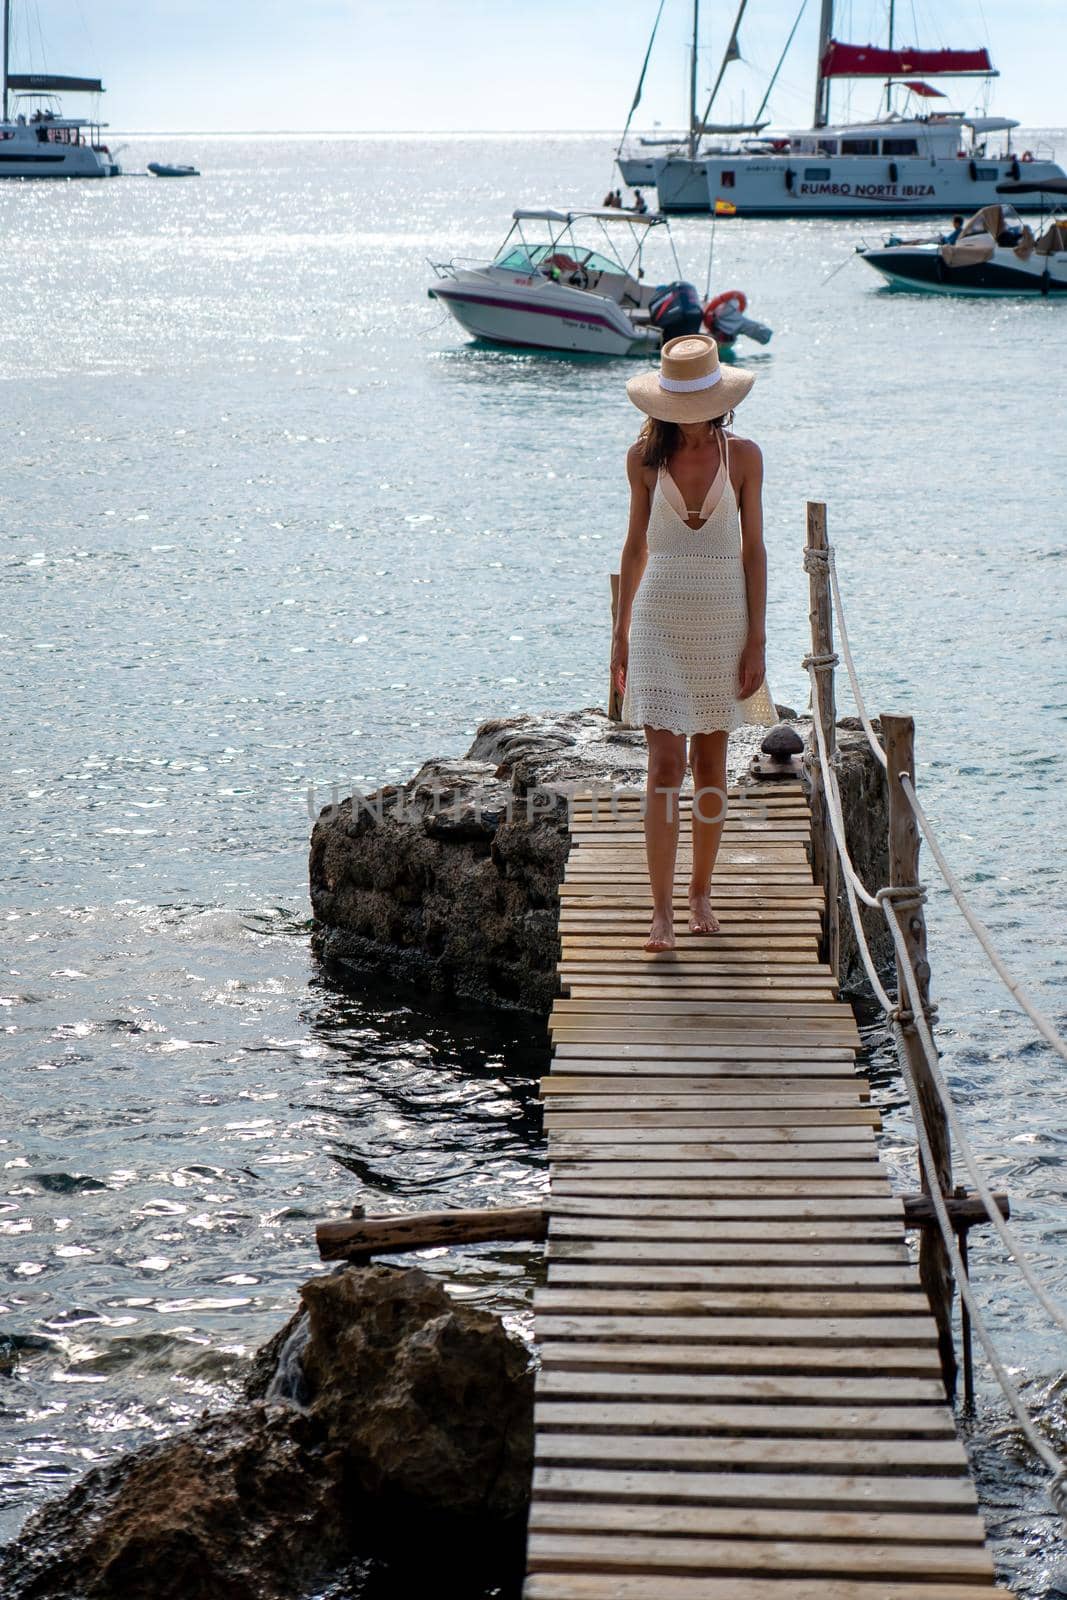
[0,0,119,178]
[617,0,1064,217]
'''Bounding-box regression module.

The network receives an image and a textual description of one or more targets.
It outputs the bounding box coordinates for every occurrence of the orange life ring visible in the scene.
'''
[703,290,747,333]
[1021,150,1034,162]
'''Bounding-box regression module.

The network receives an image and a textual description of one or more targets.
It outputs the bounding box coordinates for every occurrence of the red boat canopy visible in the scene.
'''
[900,80,947,98]
[820,40,994,78]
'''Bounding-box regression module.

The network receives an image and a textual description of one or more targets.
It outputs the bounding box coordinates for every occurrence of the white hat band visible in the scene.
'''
[658,368,723,394]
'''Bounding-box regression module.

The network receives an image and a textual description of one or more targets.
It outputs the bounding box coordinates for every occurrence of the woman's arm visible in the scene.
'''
[734,436,768,701]
[611,444,652,697]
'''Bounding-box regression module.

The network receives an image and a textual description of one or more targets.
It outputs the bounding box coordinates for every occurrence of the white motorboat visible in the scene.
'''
[615,0,1065,217]
[428,207,771,358]
[857,185,1067,295]
[0,2,119,178]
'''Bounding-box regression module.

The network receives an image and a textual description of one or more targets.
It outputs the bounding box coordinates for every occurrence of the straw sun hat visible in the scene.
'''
[627,332,754,423]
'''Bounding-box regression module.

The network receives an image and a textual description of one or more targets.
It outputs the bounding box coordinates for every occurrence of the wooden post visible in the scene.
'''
[608,573,623,722]
[804,502,840,981]
[883,711,957,1399]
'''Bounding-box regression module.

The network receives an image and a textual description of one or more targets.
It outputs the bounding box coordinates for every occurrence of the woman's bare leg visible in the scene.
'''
[688,731,729,934]
[643,727,687,951]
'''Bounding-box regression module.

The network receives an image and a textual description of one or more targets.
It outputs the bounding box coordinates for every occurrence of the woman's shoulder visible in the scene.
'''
[725,431,763,475]
[626,439,657,488]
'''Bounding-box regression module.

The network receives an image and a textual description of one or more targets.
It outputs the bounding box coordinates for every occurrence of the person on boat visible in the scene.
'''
[632,189,649,214]
[611,334,775,952]
[942,215,965,244]
[602,189,618,208]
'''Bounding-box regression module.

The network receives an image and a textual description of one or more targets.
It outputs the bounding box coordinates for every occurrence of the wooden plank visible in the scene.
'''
[549,1158,881,1179]
[554,999,846,1016]
[550,1175,891,1197]
[525,1578,1007,1600]
[543,1075,870,1095]
[546,1081,865,1102]
[548,1147,880,1168]
[550,1216,908,1241]
[546,1263,919,1290]
[538,1342,944,1377]
[548,1196,903,1223]
[528,1500,984,1544]
[534,1314,939,1344]
[547,1125,875,1145]
[547,1238,911,1266]
[530,1466,980,1513]
[533,1433,969,1471]
[547,1107,883,1132]
[535,1289,926,1318]
[525,1531,993,1579]
[563,986,839,1003]
[534,1369,945,1403]
[535,1401,955,1437]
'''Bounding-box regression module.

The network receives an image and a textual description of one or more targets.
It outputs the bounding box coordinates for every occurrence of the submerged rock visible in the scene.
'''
[309,705,889,1012]
[0,1265,533,1600]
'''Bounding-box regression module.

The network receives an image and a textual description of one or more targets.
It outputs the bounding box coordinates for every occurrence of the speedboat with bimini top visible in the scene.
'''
[427,207,771,357]
[857,184,1067,295]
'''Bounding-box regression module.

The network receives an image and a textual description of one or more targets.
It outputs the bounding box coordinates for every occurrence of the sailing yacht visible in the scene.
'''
[0,1,120,177]
[617,2,1064,216]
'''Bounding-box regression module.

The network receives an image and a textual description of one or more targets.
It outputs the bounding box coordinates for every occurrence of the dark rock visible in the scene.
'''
[0,1406,343,1600]
[300,1264,533,1521]
[0,1266,534,1600]
[761,723,805,758]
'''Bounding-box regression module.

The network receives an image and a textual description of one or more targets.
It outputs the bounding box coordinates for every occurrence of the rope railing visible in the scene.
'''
[898,773,1067,1067]
[801,502,1067,1522]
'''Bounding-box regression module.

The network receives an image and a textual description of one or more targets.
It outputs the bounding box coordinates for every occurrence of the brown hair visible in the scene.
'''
[637,413,733,469]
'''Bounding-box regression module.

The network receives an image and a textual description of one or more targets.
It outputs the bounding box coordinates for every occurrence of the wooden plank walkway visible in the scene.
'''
[524,776,1011,1600]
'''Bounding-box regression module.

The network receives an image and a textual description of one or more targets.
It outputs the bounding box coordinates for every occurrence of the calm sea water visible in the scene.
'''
[2,133,1066,1592]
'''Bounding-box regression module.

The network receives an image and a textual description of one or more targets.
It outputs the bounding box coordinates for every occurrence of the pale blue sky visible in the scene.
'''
[12,0,1064,131]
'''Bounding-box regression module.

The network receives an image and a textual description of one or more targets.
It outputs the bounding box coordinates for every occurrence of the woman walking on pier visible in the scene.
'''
[611,333,775,952]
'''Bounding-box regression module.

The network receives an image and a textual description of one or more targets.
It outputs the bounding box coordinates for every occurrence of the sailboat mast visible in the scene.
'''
[885,0,896,113]
[813,0,834,126]
[688,0,700,159]
[3,0,10,124]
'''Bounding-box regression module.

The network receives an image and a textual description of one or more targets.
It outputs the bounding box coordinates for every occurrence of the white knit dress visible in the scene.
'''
[620,435,777,735]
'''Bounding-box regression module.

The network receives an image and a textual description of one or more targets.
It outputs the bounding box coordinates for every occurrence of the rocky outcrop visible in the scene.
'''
[310,707,788,1012]
[310,705,891,1012]
[0,1266,533,1600]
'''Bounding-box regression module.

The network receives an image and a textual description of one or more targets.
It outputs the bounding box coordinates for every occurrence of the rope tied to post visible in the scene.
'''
[801,649,839,673]
[802,545,831,577]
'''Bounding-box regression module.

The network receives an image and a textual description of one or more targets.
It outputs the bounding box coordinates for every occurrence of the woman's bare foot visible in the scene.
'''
[644,910,676,952]
[688,888,720,935]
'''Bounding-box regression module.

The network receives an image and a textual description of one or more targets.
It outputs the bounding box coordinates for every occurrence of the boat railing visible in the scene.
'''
[426,256,486,280]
